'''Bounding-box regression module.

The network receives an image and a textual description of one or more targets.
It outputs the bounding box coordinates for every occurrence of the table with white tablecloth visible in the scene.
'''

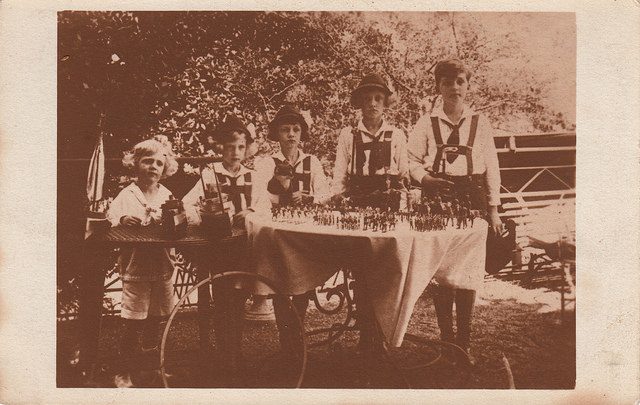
[245,213,488,347]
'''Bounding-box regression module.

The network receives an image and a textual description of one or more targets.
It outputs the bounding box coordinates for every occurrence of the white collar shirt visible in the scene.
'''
[407,105,502,206]
[182,162,266,224]
[106,182,175,281]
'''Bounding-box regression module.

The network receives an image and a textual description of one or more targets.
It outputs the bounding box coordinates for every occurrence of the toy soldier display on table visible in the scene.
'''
[407,59,502,363]
[330,73,410,352]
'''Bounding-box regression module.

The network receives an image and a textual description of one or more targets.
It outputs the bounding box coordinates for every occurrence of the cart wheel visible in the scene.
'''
[159,271,307,388]
[385,333,473,389]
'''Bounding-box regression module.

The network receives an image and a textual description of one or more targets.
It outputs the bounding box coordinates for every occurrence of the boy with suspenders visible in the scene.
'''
[182,115,265,384]
[407,59,502,363]
[331,73,410,352]
[253,105,331,361]
[332,73,409,210]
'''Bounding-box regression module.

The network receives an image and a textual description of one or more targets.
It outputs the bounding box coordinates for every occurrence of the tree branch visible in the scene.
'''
[450,13,460,55]
[475,101,504,112]
[359,38,419,94]
[268,75,311,102]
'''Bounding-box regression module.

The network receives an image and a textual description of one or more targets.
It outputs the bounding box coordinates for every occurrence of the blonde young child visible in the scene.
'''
[106,136,179,387]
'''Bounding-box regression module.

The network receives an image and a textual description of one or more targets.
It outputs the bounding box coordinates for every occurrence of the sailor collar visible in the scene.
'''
[273,149,310,167]
[355,118,394,138]
[212,161,251,178]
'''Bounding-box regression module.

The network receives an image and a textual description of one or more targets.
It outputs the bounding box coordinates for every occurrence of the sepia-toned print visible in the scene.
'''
[57,11,576,389]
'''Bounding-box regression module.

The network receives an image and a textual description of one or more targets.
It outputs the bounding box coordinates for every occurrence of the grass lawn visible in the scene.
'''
[57,277,575,389]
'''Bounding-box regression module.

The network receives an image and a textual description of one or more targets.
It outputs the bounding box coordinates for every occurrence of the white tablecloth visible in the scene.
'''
[246,213,488,347]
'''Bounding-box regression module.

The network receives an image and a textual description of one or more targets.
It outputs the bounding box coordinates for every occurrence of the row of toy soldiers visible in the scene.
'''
[414,194,478,229]
[332,212,361,231]
[408,213,450,232]
[362,210,397,232]
[313,208,340,227]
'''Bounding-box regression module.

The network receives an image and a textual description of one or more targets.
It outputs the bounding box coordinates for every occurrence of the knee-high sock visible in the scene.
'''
[291,293,310,325]
[273,295,294,352]
[119,318,143,372]
[432,286,455,343]
[273,293,307,356]
[141,316,164,350]
[455,289,476,349]
[228,289,248,357]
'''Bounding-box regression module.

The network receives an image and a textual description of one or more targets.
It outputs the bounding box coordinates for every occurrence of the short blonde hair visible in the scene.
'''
[122,135,178,179]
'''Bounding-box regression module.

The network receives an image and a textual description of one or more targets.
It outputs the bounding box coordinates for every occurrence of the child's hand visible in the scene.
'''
[120,215,142,227]
[488,206,502,235]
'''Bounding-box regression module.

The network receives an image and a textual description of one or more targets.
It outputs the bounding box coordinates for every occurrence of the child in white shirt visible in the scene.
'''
[107,136,179,387]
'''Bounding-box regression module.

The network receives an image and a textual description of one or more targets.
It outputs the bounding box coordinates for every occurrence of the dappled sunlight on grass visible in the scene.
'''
[477,278,571,314]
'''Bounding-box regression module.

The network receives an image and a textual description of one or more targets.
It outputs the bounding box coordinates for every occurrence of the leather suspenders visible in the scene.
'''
[215,171,252,212]
[430,114,479,176]
[243,172,252,209]
[292,156,312,194]
[350,128,393,176]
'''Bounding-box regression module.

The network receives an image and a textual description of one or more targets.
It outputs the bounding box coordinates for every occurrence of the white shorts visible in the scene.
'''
[121,278,177,320]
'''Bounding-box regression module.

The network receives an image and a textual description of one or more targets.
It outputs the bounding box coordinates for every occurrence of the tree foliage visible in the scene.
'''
[57,11,575,314]
[58,11,574,166]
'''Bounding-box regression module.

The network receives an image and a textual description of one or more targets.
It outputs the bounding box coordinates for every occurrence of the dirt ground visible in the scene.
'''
[57,277,575,389]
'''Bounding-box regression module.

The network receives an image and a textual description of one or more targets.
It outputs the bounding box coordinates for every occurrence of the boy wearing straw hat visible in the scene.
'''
[330,73,409,351]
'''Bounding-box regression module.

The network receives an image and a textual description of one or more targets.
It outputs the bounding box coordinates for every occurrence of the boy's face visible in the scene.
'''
[438,72,469,105]
[277,122,302,147]
[137,151,165,183]
[222,132,247,165]
[360,89,386,122]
